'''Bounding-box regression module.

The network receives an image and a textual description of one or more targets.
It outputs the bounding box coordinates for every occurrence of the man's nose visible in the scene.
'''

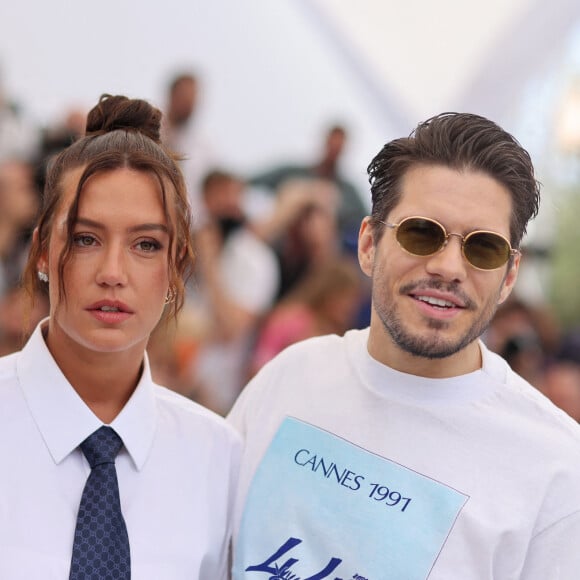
[424,234,468,282]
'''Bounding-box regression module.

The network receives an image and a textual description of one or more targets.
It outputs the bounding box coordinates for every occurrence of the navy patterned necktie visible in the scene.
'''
[69,426,131,579]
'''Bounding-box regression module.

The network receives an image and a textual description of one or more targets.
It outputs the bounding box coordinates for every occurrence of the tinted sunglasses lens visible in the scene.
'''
[396,218,446,256]
[464,232,511,269]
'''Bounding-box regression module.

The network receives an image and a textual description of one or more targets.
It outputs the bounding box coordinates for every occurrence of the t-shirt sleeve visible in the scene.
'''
[519,510,580,579]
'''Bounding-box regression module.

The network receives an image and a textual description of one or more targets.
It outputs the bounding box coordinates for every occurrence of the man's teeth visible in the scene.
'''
[100,306,120,312]
[416,296,455,308]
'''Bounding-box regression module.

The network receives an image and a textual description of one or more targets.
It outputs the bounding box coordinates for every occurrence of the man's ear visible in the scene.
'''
[358,217,375,278]
[498,253,520,305]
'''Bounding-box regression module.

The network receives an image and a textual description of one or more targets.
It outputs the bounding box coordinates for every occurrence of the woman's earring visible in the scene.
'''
[38,271,49,283]
[164,286,176,305]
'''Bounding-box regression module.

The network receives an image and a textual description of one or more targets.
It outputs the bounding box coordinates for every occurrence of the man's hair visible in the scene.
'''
[168,73,197,95]
[367,112,541,246]
[201,168,240,196]
[327,124,346,137]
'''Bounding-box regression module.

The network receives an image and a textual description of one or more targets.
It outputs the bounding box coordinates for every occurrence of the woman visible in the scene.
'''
[0,94,240,579]
[250,257,364,374]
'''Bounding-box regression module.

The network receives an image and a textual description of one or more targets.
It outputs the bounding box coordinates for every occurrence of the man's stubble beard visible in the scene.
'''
[371,274,503,360]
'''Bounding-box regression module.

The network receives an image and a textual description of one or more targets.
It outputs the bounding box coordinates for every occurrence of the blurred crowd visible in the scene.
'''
[2,71,580,421]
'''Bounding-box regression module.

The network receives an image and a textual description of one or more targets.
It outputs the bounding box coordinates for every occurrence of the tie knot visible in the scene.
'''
[80,426,123,468]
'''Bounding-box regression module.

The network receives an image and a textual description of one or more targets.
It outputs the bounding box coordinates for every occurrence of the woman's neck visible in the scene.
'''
[44,323,145,423]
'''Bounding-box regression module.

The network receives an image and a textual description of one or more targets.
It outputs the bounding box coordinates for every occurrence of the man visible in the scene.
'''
[250,124,368,245]
[227,113,580,579]
[161,72,214,220]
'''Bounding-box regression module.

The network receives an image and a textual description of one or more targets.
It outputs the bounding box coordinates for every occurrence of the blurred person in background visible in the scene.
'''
[541,330,580,422]
[146,314,197,397]
[0,283,48,356]
[259,177,343,300]
[542,361,580,422]
[161,71,215,221]
[40,107,86,153]
[484,296,560,388]
[0,159,40,294]
[150,172,330,407]
[249,124,368,246]
[486,298,580,423]
[34,106,86,192]
[187,169,280,415]
[250,256,364,375]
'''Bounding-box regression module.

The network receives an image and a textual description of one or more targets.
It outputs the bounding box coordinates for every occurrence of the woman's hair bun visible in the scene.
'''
[85,94,162,144]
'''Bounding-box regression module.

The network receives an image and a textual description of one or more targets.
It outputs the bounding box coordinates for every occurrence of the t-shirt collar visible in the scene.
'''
[346,327,508,404]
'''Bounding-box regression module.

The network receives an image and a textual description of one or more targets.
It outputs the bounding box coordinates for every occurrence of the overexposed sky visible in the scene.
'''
[2,0,580,196]
[0,0,385,192]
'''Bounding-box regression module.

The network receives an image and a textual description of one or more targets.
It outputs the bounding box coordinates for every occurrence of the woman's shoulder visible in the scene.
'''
[0,350,20,382]
[152,384,242,443]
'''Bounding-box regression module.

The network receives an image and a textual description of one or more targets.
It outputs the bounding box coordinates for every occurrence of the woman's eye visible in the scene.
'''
[73,234,97,247]
[136,239,162,252]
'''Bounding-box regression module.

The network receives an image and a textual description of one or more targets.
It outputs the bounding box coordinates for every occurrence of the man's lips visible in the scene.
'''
[400,281,474,311]
[409,292,465,309]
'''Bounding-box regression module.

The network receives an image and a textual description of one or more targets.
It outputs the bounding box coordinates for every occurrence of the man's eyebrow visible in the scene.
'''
[75,217,169,234]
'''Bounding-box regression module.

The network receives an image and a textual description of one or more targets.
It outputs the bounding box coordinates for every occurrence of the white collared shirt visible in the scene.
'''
[0,321,241,580]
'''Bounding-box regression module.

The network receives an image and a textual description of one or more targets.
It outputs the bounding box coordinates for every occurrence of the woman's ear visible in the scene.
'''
[33,228,48,274]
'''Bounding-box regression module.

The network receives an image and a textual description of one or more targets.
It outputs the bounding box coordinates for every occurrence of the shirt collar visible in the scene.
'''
[17,320,157,470]
[110,353,157,470]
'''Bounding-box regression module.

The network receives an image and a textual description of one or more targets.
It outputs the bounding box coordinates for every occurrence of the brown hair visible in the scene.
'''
[23,94,195,319]
[285,257,361,312]
[367,112,541,247]
[168,72,197,95]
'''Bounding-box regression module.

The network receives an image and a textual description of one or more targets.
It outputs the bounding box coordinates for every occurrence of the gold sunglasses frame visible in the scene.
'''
[379,216,520,271]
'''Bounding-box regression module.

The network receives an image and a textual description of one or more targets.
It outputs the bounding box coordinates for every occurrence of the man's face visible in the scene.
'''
[324,129,345,162]
[358,164,519,375]
[169,79,197,125]
[203,177,245,220]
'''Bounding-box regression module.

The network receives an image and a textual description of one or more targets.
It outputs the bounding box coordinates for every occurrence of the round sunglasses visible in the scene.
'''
[380,216,519,271]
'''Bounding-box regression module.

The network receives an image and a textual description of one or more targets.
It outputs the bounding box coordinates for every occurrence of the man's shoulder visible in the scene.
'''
[490,352,580,452]
[236,329,364,405]
[266,328,361,366]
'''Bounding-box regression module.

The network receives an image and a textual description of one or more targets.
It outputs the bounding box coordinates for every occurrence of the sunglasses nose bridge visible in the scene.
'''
[422,228,469,279]
[442,231,466,252]
[446,231,465,242]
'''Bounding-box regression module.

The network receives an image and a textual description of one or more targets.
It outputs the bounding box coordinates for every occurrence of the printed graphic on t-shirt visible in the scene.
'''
[233,417,468,580]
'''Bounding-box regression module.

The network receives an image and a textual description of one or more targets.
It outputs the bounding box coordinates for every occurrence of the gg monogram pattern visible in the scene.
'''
[69,426,130,579]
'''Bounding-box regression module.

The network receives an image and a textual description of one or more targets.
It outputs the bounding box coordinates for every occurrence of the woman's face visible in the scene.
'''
[40,166,172,358]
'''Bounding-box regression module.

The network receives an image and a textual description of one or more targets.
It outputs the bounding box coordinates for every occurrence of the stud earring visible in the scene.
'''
[164,286,176,305]
[38,271,49,283]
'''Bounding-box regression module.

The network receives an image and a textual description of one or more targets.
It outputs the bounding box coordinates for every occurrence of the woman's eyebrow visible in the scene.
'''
[74,217,169,234]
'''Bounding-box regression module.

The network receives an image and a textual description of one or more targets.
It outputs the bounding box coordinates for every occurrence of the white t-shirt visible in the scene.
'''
[228,328,580,580]
[0,321,241,579]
